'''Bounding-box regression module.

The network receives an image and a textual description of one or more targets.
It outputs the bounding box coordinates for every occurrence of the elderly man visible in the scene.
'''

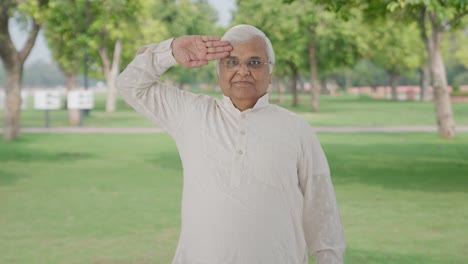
[116,24,345,264]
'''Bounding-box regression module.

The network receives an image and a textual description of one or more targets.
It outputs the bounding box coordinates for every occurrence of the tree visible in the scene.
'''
[44,0,87,125]
[302,4,368,110]
[368,19,422,100]
[234,0,308,107]
[0,0,49,141]
[386,0,468,138]
[452,26,468,71]
[288,0,468,138]
[237,0,368,111]
[152,0,222,90]
[85,0,142,112]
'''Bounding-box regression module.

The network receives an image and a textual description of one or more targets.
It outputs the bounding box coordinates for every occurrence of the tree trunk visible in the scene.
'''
[320,79,327,95]
[64,72,80,126]
[429,28,456,138]
[288,61,298,107]
[309,42,320,112]
[344,68,352,91]
[272,76,284,103]
[106,69,118,112]
[278,78,286,104]
[419,64,431,101]
[0,13,41,141]
[99,39,122,113]
[389,72,400,101]
[3,65,22,140]
[418,7,433,103]
[417,8,456,138]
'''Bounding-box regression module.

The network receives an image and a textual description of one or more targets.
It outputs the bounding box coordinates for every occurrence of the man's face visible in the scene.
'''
[218,38,271,108]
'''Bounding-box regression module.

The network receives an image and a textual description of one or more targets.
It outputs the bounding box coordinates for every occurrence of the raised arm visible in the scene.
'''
[116,36,231,135]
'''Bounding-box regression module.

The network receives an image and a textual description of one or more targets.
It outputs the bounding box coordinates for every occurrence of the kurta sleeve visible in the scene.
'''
[298,128,346,264]
[116,38,198,136]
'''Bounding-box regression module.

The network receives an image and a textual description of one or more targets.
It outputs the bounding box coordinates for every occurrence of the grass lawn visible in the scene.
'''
[1,133,467,263]
[16,91,468,128]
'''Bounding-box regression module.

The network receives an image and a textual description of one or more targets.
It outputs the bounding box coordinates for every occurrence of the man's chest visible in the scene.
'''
[178,110,301,189]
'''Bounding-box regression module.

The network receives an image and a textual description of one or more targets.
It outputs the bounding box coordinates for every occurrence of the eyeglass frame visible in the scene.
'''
[219,57,272,71]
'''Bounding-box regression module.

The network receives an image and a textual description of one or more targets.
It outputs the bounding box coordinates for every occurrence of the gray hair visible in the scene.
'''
[216,24,275,74]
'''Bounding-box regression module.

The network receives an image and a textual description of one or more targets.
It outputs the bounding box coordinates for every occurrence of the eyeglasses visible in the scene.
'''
[220,58,271,71]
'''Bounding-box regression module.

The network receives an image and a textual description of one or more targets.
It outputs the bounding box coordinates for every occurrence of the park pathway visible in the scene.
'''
[2,126,468,134]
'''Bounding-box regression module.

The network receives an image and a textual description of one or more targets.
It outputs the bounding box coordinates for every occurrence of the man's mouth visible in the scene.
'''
[233,81,254,86]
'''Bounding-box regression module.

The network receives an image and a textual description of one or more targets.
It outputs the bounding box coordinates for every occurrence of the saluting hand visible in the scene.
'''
[171,36,233,68]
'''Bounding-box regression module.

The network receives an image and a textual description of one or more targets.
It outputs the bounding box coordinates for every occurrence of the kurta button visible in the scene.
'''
[237,150,244,155]
[240,130,246,135]
[241,114,246,119]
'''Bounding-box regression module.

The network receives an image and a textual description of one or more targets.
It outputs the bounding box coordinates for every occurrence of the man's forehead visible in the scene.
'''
[228,40,267,57]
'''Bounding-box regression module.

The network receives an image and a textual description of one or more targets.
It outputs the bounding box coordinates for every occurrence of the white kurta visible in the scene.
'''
[116,39,345,264]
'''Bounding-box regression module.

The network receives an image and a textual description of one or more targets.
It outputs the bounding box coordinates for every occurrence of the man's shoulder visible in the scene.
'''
[264,104,316,135]
[176,90,217,105]
[268,104,310,125]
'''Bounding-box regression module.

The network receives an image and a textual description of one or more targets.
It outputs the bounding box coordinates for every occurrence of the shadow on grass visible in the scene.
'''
[0,139,95,186]
[0,149,94,163]
[148,151,182,171]
[344,247,455,264]
[0,169,27,186]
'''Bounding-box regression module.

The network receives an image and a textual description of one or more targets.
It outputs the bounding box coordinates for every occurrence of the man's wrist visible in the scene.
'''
[150,38,177,70]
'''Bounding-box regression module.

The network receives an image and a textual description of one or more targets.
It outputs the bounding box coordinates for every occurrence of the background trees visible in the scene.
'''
[2,0,468,140]
[356,0,468,138]
[0,0,49,140]
[151,0,222,90]
[386,0,468,138]
[310,0,468,138]
[86,0,142,113]
[367,19,422,100]
[44,0,87,125]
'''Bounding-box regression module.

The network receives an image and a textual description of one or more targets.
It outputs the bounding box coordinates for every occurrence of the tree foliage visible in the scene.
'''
[367,19,423,98]
[44,1,86,75]
[145,0,222,87]
[235,0,369,109]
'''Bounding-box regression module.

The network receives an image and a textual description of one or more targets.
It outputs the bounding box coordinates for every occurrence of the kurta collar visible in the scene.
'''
[222,93,270,112]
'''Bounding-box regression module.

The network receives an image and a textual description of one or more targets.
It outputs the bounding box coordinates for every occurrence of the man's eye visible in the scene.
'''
[226,60,239,65]
[248,60,262,65]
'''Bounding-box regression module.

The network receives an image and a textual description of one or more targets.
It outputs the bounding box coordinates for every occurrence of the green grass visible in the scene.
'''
[273,94,468,127]
[1,133,467,263]
[14,91,468,128]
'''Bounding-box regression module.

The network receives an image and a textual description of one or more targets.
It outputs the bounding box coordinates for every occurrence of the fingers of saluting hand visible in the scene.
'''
[200,36,232,48]
[200,36,232,61]
[206,51,231,61]
[206,45,233,54]
[204,40,232,48]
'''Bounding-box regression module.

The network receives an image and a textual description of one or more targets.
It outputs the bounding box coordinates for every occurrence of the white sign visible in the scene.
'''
[0,91,29,110]
[34,91,62,110]
[67,90,94,109]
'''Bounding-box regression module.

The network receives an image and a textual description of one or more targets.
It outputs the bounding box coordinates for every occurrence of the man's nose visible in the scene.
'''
[237,62,251,76]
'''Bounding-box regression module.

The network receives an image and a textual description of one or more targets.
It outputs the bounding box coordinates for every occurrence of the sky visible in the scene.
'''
[10,0,236,65]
